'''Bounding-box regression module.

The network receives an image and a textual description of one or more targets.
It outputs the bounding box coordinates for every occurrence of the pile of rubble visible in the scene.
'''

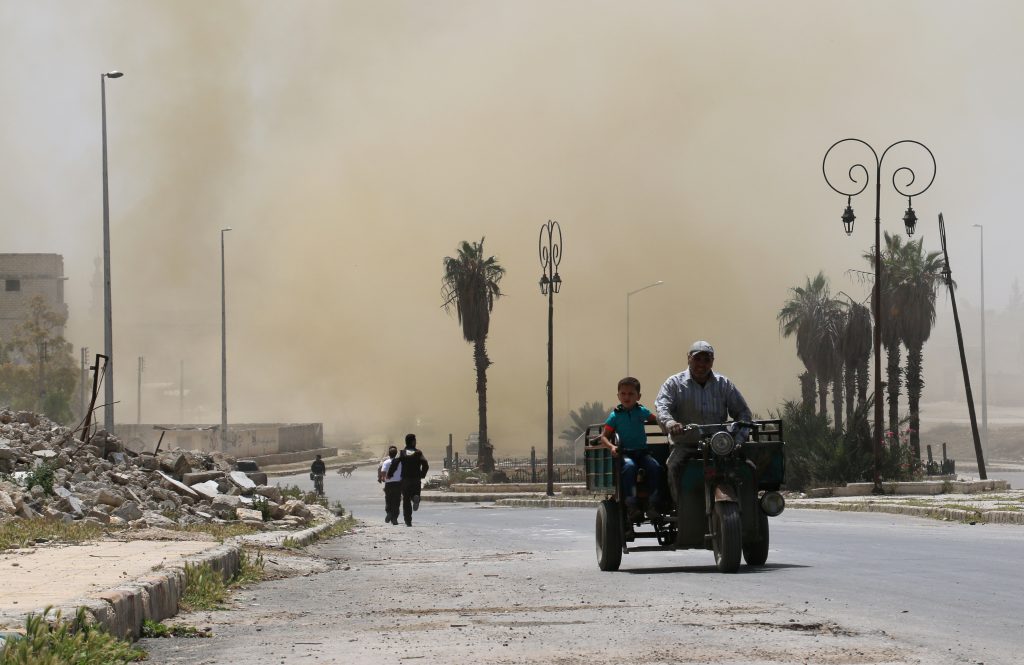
[0,410,332,530]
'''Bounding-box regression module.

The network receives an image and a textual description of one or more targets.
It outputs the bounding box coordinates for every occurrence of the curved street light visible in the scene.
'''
[823,138,936,491]
[221,227,232,450]
[101,70,124,432]
[626,280,663,375]
[538,220,563,497]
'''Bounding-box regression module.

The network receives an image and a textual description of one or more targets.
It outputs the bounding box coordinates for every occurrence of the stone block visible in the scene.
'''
[98,587,145,640]
[182,471,225,486]
[229,471,256,492]
[157,471,199,499]
[190,481,220,500]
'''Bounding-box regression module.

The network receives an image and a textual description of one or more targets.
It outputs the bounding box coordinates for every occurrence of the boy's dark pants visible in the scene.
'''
[384,482,402,522]
[400,479,421,525]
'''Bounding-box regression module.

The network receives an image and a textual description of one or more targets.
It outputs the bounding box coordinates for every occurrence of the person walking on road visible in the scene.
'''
[310,454,326,496]
[387,433,429,526]
[377,445,402,525]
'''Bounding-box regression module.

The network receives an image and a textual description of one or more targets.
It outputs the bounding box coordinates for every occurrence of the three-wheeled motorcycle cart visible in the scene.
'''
[585,419,786,573]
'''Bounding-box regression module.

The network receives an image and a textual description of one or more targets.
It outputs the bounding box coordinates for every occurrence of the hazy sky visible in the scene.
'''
[2,1,1022,454]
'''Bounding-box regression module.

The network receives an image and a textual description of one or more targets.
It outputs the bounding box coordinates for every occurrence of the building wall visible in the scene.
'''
[0,254,67,343]
[115,422,324,458]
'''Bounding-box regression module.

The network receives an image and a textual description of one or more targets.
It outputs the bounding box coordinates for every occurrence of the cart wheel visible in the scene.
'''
[712,502,742,573]
[596,500,623,571]
[742,509,770,566]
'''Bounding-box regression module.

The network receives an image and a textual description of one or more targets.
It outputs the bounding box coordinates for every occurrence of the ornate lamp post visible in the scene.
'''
[221,227,232,450]
[538,220,563,497]
[626,281,663,375]
[101,70,124,432]
[823,139,936,491]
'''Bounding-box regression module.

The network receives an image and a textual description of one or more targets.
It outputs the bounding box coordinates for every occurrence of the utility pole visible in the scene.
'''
[80,347,89,420]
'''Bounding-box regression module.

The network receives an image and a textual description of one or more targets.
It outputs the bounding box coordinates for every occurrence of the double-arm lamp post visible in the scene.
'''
[822,138,936,491]
[538,220,563,497]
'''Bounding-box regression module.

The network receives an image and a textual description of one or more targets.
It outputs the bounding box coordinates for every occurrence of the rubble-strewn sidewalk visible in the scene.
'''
[0,409,342,643]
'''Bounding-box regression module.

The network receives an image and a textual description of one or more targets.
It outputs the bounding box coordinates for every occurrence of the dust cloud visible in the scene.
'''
[2,2,1023,456]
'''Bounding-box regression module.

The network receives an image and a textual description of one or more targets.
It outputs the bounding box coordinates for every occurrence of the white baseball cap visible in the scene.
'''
[688,340,715,357]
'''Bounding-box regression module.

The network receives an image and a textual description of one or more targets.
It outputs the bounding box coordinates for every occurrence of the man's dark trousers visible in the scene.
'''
[400,479,421,526]
[384,481,402,523]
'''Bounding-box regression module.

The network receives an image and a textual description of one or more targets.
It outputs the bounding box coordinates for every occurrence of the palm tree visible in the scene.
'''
[442,239,505,473]
[778,272,842,419]
[837,298,872,427]
[864,233,909,437]
[559,401,607,443]
[890,236,945,458]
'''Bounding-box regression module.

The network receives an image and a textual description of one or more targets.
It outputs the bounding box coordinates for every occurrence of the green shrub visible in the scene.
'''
[21,462,56,495]
[777,400,872,491]
[250,496,271,522]
[140,619,210,639]
[0,606,145,664]
[180,562,228,611]
[229,549,265,587]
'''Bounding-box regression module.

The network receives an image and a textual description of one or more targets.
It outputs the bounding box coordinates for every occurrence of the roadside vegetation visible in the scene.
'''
[779,234,945,475]
[179,549,266,611]
[779,400,922,491]
[0,518,102,551]
[0,607,144,664]
[140,619,210,638]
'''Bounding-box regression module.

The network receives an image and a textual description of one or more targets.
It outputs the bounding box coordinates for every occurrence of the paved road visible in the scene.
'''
[142,465,1024,664]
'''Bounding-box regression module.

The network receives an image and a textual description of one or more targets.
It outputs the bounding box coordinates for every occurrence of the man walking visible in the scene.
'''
[387,433,429,526]
[377,445,401,525]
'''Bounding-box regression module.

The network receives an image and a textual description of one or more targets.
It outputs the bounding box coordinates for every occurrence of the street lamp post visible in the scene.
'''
[101,70,124,433]
[823,138,936,491]
[221,227,232,450]
[626,281,663,375]
[136,356,144,425]
[538,220,563,497]
[973,224,988,449]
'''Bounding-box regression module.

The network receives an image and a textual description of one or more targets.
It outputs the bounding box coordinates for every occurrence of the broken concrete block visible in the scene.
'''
[113,501,144,522]
[156,471,199,500]
[0,491,15,515]
[189,481,220,501]
[255,485,283,503]
[235,507,264,523]
[228,471,256,492]
[96,488,124,507]
[182,471,224,486]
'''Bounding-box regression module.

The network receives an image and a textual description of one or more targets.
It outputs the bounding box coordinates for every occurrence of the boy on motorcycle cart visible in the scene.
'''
[597,377,662,524]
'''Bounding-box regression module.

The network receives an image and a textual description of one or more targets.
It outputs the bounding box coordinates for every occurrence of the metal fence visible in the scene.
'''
[444,453,584,483]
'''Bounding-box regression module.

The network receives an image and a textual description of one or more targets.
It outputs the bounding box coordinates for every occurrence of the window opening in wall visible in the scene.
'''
[4,280,20,292]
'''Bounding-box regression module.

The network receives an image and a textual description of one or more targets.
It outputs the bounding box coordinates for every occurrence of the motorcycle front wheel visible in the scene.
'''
[596,500,623,571]
[712,502,742,573]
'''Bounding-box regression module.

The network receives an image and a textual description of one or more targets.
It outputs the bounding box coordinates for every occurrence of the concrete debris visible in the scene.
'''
[0,409,327,532]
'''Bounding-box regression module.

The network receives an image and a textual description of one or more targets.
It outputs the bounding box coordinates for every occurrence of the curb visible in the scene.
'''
[788,501,1024,525]
[495,498,600,508]
[0,542,242,644]
[0,517,342,647]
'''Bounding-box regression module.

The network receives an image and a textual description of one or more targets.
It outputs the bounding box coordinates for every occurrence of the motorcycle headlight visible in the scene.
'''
[708,431,735,456]
[760,491,785,517]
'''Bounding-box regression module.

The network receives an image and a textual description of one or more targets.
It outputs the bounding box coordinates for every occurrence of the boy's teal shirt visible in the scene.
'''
[604,403,651,451]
